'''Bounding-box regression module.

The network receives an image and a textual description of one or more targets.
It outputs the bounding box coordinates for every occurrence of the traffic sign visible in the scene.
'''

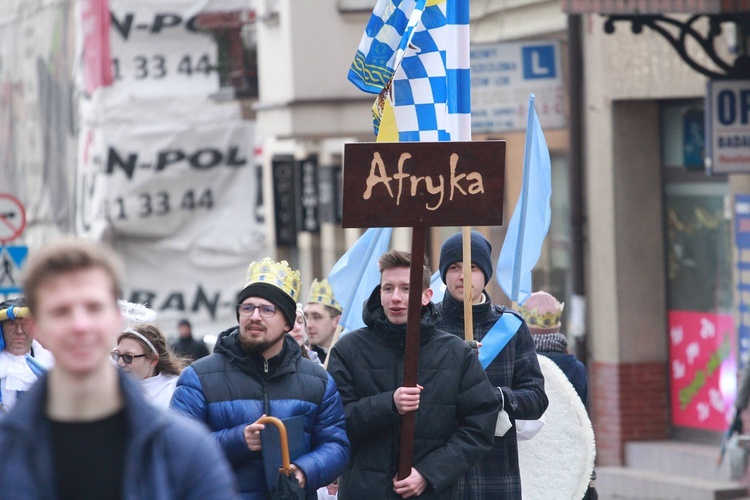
[0,245,28,294]
[706,79,750,174]
[470,40,563,133]
[0,194,26,243]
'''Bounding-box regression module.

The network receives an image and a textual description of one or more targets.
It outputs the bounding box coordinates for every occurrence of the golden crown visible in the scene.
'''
[307,278,342,313]
[243,258,301,302]
[516,301,565,330]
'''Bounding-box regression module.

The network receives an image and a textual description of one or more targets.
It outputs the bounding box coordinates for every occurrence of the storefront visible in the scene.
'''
[662,101,736,439]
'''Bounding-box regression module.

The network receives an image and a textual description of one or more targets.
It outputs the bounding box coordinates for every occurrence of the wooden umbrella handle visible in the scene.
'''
[257,416,292,476]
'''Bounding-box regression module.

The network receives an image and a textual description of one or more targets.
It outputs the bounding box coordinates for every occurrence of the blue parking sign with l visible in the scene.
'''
[522,45,556,80]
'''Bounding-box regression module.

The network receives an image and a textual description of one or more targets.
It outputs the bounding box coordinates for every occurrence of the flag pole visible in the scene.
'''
[322,325,344,370]
[462,227,474,341]
[510,94,536,302]
[398,225,427,480]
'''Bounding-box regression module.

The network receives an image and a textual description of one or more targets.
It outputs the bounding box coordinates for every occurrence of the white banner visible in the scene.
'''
[107,0,246,96]
[75,0,267,337]
[118,235,260,340]
[76,115,266,335]
[0,0,78,245]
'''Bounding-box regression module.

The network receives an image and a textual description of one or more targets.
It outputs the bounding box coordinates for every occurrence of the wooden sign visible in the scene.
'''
[340,139,507,480]
[342,141,505,228]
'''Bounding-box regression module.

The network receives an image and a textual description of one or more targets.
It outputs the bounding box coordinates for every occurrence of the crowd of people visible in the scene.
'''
[0,231,595,499]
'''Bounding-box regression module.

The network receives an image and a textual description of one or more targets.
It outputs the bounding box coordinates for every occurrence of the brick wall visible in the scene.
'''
[592,361,669,465]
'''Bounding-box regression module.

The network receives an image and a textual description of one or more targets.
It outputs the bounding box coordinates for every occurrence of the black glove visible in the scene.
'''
[466,340,480,357]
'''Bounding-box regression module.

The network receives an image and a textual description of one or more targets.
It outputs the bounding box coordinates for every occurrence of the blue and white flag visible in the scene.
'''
[348,0,427,95]
[348,0,470,142]
[496,94,552,305]
[328,228,393,332]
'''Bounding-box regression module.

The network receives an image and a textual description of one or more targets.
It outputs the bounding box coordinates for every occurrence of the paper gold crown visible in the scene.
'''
[307,279,342,313]
[516,301,565,330]
[243,258,301,302]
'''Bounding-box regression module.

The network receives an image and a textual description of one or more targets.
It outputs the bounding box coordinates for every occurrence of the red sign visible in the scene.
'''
[81,0,113,94]
[669,310,736,431]
[0,194,26,242]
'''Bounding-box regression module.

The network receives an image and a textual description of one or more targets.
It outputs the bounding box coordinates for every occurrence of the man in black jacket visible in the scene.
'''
[327,250,499,499]
[436,231,548,499]
[170,319,209,361]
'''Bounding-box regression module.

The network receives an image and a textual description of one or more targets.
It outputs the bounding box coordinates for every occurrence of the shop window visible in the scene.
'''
[662,100,705,171]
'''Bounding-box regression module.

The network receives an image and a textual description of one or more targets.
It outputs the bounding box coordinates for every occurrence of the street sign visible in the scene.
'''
[0,194,26,243]
[706,79,750,174]
[470,41,564,133]
[0,245,28,295]
[342,141,505,228]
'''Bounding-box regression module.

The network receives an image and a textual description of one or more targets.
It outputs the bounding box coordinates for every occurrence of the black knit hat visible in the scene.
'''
[237,282,296,329]
[439,231,493,285]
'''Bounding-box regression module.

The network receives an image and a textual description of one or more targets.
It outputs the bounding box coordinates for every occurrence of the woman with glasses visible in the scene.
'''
[290,303,322,365]
[112,324,187,409]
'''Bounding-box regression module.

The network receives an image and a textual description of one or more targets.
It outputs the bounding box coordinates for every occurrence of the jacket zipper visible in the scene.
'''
[263,359,270,415]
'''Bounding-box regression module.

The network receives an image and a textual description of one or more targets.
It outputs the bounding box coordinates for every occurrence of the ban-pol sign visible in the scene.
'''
[706,80,750,174]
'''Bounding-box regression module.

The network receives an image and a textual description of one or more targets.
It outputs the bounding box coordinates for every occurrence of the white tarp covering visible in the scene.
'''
[75,0,266,337]
[0,0,78,247]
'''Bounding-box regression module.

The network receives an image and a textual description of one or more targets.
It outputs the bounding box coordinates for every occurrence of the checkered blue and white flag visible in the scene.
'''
[348,0,470,142]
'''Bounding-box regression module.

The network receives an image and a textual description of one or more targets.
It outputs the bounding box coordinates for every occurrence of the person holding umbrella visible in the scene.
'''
[171,257,350,499]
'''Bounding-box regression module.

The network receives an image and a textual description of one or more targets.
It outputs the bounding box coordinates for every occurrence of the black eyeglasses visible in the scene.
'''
[237,303,277,318]
[110,350,146,364]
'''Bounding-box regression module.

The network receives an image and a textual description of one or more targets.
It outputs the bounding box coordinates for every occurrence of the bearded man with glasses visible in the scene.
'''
[171,258,350,500]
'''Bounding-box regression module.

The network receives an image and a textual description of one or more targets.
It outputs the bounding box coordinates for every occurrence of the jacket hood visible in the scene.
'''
[361,285,441,346]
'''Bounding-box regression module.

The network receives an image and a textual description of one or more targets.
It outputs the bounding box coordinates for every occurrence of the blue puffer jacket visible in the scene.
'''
[171,329,349,500]
[0,371,237,499]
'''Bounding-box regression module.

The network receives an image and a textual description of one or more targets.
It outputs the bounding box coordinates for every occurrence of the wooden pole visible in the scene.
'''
[462,227,474,342]
[398,225,426,480]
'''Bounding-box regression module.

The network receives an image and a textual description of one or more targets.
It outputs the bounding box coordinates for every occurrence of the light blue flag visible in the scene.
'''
[429,271,446,303]
[496,94,552,305]
[328,228,393,332]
